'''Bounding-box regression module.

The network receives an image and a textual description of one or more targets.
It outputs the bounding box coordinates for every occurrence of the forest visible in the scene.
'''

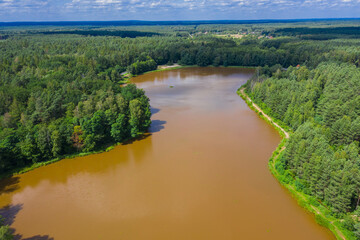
[246,63,360,238]
[38,30,161,38]
[0,31,155,174]
[0,20,360,239]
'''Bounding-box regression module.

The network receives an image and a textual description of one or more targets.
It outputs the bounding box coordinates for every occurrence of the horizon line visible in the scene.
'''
[1,17,360,24]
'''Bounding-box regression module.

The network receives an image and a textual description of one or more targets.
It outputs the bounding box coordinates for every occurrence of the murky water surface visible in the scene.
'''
[0,67,334,239]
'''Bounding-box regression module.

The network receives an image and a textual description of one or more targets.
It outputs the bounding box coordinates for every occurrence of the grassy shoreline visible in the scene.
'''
[0,138,132,180]
[238,86,352,240]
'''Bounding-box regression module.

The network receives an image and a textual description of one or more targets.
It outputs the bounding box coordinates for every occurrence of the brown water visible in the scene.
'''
[0,67,334,240]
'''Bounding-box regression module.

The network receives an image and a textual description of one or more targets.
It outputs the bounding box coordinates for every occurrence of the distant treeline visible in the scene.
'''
[2,18,360,27]
[38,30,161,38]
[270,27,360,40]
[275,26,360,35]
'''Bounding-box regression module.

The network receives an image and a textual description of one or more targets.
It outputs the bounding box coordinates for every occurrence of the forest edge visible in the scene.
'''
[238,86,348,240]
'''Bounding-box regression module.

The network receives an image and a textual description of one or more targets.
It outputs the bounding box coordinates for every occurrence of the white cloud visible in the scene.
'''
[0,0,360,21]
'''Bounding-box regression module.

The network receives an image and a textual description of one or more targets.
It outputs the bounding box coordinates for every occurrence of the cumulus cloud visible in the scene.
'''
[0,0,359,21]
[63,0,360,12]
[59,0,317,11]
[0,0,48,10]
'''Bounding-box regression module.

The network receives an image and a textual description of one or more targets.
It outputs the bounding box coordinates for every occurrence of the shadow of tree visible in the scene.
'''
[0,176,20,195]
[150,107,161,115]
[0,204,23,226]
[0,204,54,240]
[15,235,54,240]
[121,132,152,145]
[149,120,166,133]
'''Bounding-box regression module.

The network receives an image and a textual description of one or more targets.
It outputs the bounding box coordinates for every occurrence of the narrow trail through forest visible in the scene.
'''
[240,87,346,240]
[240,88,289,139]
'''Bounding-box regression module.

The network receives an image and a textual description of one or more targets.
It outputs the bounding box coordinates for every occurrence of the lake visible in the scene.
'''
[0,67,334,239]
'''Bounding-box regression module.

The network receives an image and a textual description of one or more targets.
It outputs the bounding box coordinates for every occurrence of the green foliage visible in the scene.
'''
[0,22,157,175]
[38,30,161,38]
[355,223,360,239]
[111,114,128,142]
[294,178,305,192]
[247,61,360,237]
[342,215,356,231]
[0,225,13,240]
[0,74,151,173]
[129,99,142,137]
[128,57,157,75]
[274,157,285,175]
[308,197,320,207]
[0,216,13,240]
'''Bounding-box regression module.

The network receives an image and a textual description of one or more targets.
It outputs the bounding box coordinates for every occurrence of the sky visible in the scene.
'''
[0,0,359,22]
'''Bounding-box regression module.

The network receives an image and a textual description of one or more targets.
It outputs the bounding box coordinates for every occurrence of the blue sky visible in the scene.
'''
[0,0,359,22]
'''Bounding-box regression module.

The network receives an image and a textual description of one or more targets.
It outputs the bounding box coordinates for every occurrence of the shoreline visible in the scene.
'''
[238,87,349,240]
[0,131,153,180]
[0,139,127,180]
[0,65,192,180]
[123,64,257,83]
[0,65,253,181]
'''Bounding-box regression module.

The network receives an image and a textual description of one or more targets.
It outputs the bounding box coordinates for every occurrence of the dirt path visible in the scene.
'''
[240,87,346,240]
[240,88,289,139]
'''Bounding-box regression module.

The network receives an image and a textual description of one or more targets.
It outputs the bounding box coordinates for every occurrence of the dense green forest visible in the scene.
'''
[0,31,156,174]
[1,20,360,239]
[246,62,360,238]
[38,30,161,38]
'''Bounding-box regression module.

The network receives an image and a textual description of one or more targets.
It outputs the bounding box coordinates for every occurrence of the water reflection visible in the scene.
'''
[0,177,20,195]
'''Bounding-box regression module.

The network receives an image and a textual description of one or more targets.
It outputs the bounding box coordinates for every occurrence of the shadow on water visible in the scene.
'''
[15,235,54,240]
[149,120,166,133]
[150,107,161,115]
[150,107,166,133]
[121,118,166,145]
[0,176,20,195]
[0,204,23,226]
[0,204,54,240]
[122,132,152,146]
